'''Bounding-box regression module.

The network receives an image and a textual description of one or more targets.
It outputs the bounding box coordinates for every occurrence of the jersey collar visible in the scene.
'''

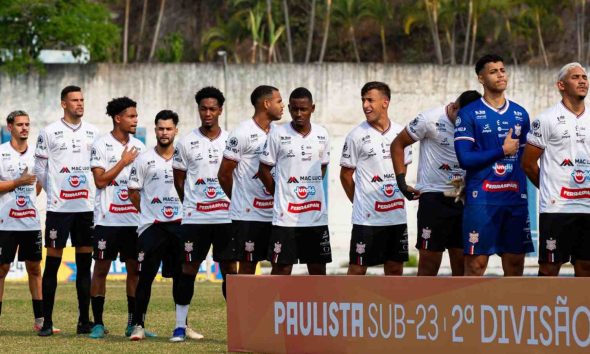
[480,97,510,115]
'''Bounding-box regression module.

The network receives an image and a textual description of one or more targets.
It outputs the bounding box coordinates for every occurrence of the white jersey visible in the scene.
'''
[223,118,274,221]
[527,101,590,213]
[128,148,181,235]
[406,105,465,193]
[173,128,230,224]
[91,133,145,226]
[35,119,98,212]
[340,120,412,226]
[0,142,40,230]
[260,123,330,227]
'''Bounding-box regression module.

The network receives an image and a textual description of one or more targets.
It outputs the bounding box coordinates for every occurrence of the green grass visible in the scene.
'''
[0,281,228,353]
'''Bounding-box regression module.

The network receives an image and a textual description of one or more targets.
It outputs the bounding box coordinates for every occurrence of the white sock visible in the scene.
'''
[175,304,189,329]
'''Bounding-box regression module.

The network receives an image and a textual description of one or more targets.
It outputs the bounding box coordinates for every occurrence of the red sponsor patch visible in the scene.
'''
[253,198,274,209]
[560,187,590,199]
[9,208,36,218]
[288,201,321,213]
[482,180,518,192]
[197,201,230,212]
[60,189,89,200]
[108,203,138,213]
[374,199,404,212]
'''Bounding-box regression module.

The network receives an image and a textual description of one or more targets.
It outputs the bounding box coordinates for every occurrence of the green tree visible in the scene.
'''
[366,0,394,63]
[332,0,369,63]
[0,0,119,74]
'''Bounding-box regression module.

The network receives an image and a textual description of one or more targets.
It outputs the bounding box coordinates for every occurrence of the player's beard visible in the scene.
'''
[157,138,173,147]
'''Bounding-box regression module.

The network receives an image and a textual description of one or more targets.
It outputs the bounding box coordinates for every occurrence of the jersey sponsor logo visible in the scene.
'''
[492,163,513,176]
[561,187,590,199]
[561,159,574,166]
[195,178,206,185]
[118,189,129,201]
[204,186,224,199]
[68,175,87,187]
[161,205,180,218]
[253,198,274,209]
[382,184,396,197]
[482,180,519,192]
[371,175,383,182]
[196,201,230,212]
[572,170,588,184]
[374,199,404,212]
[60,166,71,173]
[295,185,316,199]
[575,158,590,166]
[108,203,138,213]
[287,201,321,213]
[151,197,162,204]
[287,176,299,183]
[299,175,322,182]
[59,189,89,199]
[482,124,492,133]
[9,208,36,218]
[15,195,28,207]
[439,164,451,171]
[109,180,119,186]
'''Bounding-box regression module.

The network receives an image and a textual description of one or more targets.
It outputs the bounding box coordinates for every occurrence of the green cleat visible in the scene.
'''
[89,324,106,339]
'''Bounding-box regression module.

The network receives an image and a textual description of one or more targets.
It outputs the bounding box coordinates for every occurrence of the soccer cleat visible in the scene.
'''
[38,324,53,337]
[125,325,133,337]
[89,324,106,339]
[169,327,186,342]
[130,325,145,341]
[185,327,204,340]
[126,324,156,337]
[145,328,157,337]
[77,321,94,334]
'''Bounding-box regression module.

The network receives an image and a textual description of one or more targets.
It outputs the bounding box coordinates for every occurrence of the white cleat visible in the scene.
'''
[186,327,204,340]
[130,325,145,341]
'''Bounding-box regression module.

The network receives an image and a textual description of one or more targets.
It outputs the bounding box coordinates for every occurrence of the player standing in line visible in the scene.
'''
[218,86,283,275]
[35,86,99,336]
[171,87,234,341]
[391,91,482,276]
[523,62,590,277]
[258,87,332,275]
[454,54,533,276]
[340,81,412,276]
[87,97,146,339]
[127,110,182,340]
[0,111,43,330]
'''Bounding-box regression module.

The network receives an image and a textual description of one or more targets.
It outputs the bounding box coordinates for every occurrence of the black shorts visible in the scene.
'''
[267,225,332,265]
[45,211,93,249]
[0,230,42,264]
[349,224,409,266]
[231,220,272,262]
[181,223,233,263]
[137,222,183,278]
[416,192,463,251]
[539,213,590,264]
[93,225,138,262]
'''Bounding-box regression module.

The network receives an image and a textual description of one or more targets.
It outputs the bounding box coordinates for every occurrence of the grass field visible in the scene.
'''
[0,281,228,353]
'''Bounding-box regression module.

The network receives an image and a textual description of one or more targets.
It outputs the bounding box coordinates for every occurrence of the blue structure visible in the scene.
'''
[133,127,146,145]
[1,126,10,143]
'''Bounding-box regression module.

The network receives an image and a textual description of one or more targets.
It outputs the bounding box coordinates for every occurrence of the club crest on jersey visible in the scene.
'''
[118,189,129,201]
[572,170,587,184]
[15,195,28,207]
[245,241,255,252]
[49,229,58,240]
[546,239,557,251]
[184,241,193,253]
[355,242,366,255]
[514,123,522,136]
[469,231,479,244]
[68,174,86,187]
[295,185,316,199]
[97,239,106,250]
[138,251,145,262]
[421,228,432,240]
[161,205,179,218]
[273,242,282,254]
[382,184,396,197]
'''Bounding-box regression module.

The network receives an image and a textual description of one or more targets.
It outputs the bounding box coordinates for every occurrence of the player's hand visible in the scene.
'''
[396,173,420,200]
[502,128,519,156]
[17,167,36,186]
[121,146,139,166]
[444,177,465,204]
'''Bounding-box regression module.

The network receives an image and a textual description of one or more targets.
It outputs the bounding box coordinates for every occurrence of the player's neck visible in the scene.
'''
[111,128,130,145]
[369,116,390,133]
[199,125,221,139]
[290,121,311,136]
[482,91,506,109]
[63,114,82,126]
[561,96,586,116]
[155,144,174,159]
[252,114,272,133]
[9,138,27,153]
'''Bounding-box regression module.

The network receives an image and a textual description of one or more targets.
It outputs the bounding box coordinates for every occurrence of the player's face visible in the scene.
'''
[478,61,508,93]
[155,118,177,147]
[362,89,389,123]
[558,66,588,100]
[288,97,315,129]
[116,106,138,134]
[265,90,284,121]
[198,98,222,129]
[8,115,30,141]
[61,91,84,118]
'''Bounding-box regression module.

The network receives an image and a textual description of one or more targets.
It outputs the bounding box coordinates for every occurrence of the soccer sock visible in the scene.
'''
[127,296,135,326]
[173,273,196,306]
[32,299,43,319]
[133,257,159,327]
[91,296,105,325]
[75,253,92,324]
[175,304,189,329]
[42,255,62,325]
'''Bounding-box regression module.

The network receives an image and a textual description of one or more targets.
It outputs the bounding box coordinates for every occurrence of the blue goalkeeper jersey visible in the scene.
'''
[454,98,530,206]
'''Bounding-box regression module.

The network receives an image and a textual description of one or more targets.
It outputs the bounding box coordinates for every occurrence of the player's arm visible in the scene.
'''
[0,167,36,192]
[128,189,141,213]
[33,157,48,191]
[173,168,186,203]
[92,146,139,189]
[340,166,355,203]
[455,128,517,170]
[258,162,275,195]
[392,129,419,200]
[521,143,543,188]
[218,158,238,199]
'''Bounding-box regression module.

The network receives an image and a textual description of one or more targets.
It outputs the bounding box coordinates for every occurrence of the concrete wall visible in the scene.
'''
[0,63,564,272]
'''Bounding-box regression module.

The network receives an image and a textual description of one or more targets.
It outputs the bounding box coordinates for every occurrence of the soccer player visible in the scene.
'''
[340,81,411,276]
[0,111,43,330]
[218,85,284,274]
[454,54,533,276]
[88,97,145,339]
[522,62,590,277]
[35,85,99,336]
[259,87,332,275]
[171,87,234,341]
[392,90,482,276]
[128,110,182,341]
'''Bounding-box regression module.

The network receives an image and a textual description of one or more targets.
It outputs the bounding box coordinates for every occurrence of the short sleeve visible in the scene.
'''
[34,129,49,159]
[340,133,358,169]
[259,130,278,166]
[223,129,244,162]
[454,109,475,142]
[406,114,433,141]
[128,159,144,190]
[90,140,107,170]
[527,115,549,149]
[322,133,331,165]
[172,142,187,171]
